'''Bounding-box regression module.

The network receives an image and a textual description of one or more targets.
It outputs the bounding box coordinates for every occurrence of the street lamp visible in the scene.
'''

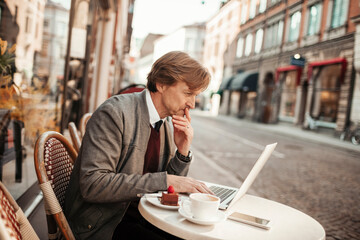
[294,53,301,59]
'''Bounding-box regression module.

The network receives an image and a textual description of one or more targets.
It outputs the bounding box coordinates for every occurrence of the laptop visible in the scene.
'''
[205,143,277,210]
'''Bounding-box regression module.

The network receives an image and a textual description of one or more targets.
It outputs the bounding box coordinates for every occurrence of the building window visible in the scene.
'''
[228,10,233,21]
[241,1,248,24]
[214,41,219,57]
[41,39,49,57]
[270,0,281,5]
[185,38,195,52]
[244,33,253,56]
[264,20,283,49]
[277,21,284,45]
[331,0,349,28]
[249,0,257,19]
[35,22,38,38]
[13,6,18,23]
[236,37,244,58]
[254,28,264,53]
[307,3,321,36]
[259,0,267,13]
[25,16,32,33]
[288,11,301,42]
[44,19,49,28]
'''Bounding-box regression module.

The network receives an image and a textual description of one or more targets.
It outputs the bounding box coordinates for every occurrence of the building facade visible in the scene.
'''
[222,0,360,133]
[351,9,360,124]
[82,0,135,113]
[153,22,207,63]
[34,1,69,93]
[133,33,163,85]
[0,0,46,85]
[203,0,242,93]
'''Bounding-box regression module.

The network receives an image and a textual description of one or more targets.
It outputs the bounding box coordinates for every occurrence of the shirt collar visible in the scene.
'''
[145,89,165,127]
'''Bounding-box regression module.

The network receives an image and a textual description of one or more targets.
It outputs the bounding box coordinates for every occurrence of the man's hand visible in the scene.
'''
[167,174,214,194]
[172,108,193,156]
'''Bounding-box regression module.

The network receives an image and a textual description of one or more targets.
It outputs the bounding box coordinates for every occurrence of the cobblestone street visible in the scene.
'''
[188,111,360,240]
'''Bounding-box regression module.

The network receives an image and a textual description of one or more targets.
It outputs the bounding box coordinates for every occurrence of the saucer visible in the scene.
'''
[178,204,226,225]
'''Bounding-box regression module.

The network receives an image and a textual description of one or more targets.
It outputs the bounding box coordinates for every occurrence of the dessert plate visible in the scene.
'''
[178,201,226,225]
[145,194,181,210]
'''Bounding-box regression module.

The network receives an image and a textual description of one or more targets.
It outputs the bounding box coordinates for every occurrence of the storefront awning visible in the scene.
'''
[228,71,258,92]
[218,76,235,91]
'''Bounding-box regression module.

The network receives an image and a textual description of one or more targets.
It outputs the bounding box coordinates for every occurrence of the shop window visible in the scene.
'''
[244,33,253,56]
[254,28,264,53]
[311,64,342,122]
[307,3,322,36]
[245,92,257,117]
[236,37,244,58]
[279,71,297,119]
[288,11,301,42]
[331,0,349,28]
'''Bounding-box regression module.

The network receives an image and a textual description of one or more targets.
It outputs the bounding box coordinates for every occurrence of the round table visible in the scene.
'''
[138,194,326,240]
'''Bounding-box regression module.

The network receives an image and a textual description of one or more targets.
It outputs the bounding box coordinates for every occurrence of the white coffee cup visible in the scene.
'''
[189,193,220,220]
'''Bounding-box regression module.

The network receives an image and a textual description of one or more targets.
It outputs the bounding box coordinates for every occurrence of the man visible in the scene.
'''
[64,51,212,239]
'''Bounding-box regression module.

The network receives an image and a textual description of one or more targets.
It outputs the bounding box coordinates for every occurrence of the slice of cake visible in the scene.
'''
[160,192,179,206]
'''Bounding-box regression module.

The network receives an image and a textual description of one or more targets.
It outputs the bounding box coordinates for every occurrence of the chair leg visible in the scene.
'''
[46,214,59,240]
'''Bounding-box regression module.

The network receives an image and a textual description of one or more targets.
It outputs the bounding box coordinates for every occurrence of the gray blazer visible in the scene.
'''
[64,91,191,239]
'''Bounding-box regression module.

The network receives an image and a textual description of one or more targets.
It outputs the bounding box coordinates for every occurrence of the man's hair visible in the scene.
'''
[147,51,211,92]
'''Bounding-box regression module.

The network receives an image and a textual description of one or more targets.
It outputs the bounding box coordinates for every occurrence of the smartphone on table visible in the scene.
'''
[228,212,271,230]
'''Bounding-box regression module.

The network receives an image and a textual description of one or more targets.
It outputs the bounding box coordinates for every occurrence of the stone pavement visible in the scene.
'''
[194,110,360,154]
[190,110,360,240]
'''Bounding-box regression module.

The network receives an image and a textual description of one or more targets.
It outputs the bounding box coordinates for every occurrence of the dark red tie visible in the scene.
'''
[143,121,163,174]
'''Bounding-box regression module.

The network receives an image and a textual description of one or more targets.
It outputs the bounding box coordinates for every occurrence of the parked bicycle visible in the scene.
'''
[340,122,360,145]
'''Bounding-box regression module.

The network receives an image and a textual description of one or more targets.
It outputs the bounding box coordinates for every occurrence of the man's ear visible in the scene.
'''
[156,82,165,93]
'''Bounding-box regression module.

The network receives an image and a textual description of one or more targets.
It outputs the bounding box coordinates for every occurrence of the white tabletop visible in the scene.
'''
[138,194,326,240]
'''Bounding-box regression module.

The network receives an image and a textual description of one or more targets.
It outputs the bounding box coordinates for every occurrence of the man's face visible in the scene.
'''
[158,81,202,117]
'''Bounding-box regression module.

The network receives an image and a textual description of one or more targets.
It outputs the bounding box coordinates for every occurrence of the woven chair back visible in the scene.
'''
[34,131,76,240]
[0,182,39,240]
[79,113,92,138]
[0,185,21,240]
[68,122,81,153]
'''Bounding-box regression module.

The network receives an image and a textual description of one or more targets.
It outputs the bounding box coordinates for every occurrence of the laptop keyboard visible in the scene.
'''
[209,186,236,203]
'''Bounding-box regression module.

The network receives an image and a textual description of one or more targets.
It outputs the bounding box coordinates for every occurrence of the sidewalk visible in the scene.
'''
[192,110,360,154]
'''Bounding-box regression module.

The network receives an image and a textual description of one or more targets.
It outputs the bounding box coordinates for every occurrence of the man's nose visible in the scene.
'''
[187,96,195,109]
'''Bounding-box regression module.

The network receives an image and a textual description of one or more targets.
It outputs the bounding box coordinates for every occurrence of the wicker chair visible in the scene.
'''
[79,113,92,138]
[68,122,81,153]
[34,131,77,240]
[0,181,39,240]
